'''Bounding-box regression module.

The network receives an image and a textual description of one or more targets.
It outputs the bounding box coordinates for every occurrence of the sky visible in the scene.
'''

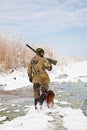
[0,0,87,57]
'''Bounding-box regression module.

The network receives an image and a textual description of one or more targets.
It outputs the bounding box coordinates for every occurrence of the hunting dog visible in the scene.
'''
[46,90,55,108]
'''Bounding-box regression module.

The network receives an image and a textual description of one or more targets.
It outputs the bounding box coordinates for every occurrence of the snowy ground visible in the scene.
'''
[0,101,87,130]
[0,61,87,130]
[0,61,87,91]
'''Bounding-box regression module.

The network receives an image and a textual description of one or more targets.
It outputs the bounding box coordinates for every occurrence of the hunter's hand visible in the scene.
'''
[48,65,52,71]
[29,76,32,82]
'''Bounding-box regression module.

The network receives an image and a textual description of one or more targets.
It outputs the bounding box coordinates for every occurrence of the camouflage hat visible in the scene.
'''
[36,48,44,55]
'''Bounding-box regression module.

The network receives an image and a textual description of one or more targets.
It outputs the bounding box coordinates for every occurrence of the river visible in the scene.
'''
[0,82,87,126]
[51,82,87,116]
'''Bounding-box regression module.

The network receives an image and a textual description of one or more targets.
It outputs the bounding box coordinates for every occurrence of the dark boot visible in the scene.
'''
[39,92,47,105]
[34,98,39,109]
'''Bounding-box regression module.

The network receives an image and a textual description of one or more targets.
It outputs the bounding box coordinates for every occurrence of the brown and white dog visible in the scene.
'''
[46,90,55,108]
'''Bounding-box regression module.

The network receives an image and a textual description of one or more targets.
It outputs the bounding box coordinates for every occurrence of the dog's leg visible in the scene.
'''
[51,100,54,107]
[47,103,50,108]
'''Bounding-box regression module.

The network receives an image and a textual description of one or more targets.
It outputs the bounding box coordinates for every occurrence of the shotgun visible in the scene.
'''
[26,44,57,65]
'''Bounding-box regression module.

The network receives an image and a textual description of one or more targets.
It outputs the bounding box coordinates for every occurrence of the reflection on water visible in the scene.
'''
[50,82,87,116]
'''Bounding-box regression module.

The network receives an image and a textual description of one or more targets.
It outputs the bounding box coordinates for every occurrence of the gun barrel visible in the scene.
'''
[26,44,37,53]
[46,58,57,65]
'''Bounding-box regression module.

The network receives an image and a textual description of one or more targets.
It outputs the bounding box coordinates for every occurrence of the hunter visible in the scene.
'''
[28,48,52,109]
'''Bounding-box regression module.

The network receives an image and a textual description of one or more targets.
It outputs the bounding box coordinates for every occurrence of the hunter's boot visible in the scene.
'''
[34,98,39,109]
[39,92,47,106]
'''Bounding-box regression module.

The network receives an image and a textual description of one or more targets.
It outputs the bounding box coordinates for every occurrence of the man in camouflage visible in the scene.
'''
[28,48,52,109]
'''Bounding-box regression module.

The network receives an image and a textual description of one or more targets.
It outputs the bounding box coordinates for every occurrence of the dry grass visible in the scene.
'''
[0,34,55,72]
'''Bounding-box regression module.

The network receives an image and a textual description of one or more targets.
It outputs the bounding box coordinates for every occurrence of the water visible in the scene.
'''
[50,82,87,116]
[0,87,34,122]
[0,82,87,125]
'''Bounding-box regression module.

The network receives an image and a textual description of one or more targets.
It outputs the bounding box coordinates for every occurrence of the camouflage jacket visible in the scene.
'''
[28,55,52,85]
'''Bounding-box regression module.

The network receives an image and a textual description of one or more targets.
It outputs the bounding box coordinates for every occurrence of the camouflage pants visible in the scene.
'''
[33,83,48,99]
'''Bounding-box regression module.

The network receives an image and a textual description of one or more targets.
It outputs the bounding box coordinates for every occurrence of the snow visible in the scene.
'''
[63,108,87,130]
[0,67,30,90]
[0,105,54,130]
[0,60,87,130]
[0,61,87,90]
[50,61,87,83]
[0,116,7,122]
[0,103,87,130]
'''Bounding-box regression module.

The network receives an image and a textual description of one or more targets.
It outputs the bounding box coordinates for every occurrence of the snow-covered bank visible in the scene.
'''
[50,61,87,83]
[0,67,30,90]
[0,61,87,91]
[0,105,54,130]
[0,103,87,130]
[63,107,87,130]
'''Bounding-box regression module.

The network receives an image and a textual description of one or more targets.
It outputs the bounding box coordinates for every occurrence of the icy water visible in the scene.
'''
[0,82,87,129]
[49,82,87,130]
[51,82,87,116]
[0,87,34,122]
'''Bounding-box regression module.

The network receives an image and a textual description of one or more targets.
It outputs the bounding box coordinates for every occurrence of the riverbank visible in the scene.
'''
[0,82,87,130]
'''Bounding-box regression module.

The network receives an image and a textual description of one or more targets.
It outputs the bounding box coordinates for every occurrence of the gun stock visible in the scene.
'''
[26,44,57,65]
